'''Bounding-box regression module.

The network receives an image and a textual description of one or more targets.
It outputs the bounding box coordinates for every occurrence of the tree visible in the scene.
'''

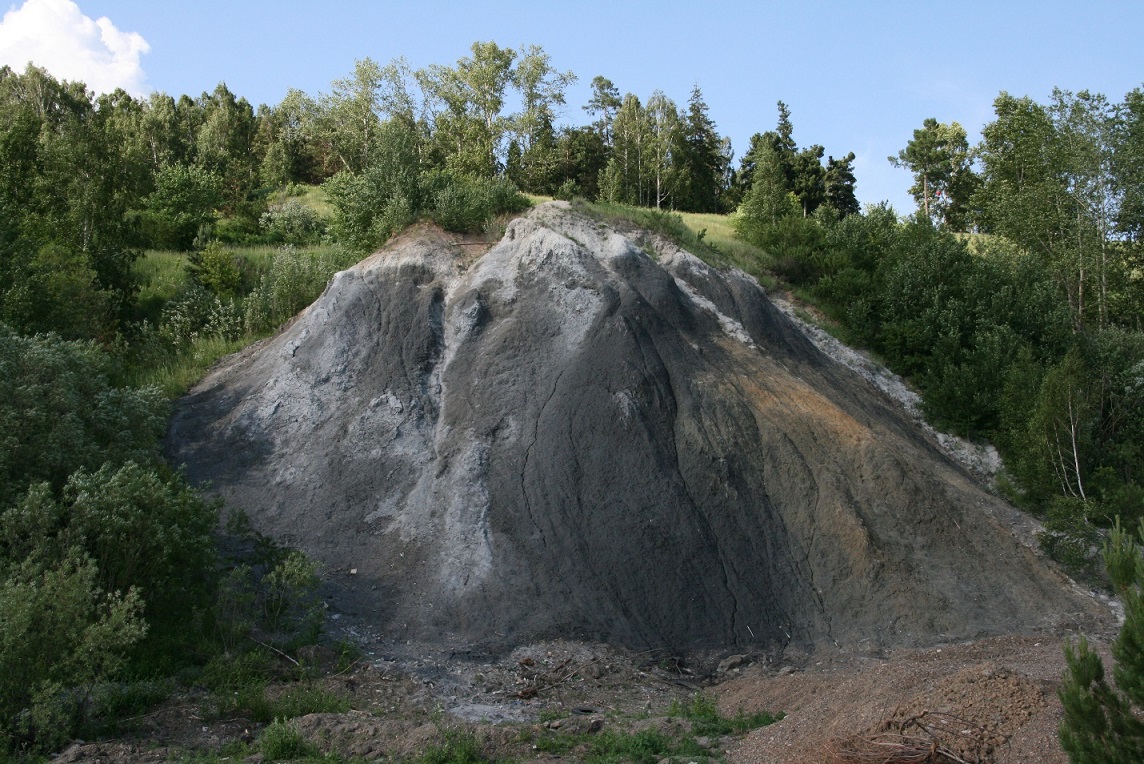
[194,83,258,212]
[420,41,516,177]
[976,92,1117,329]
[645,90,680,209]
[673,85,728,212]
[584,75,622,146]
[889,117,976,228]
[1116,87,1144,243]
[735,139,797,229]
[0,65,144,335]
[791,144,826,217]
[510,45,575,193]
[603,93,648,205]
[824,152,859,216]
[1051,89,1120,326]
[317,59,386,175]
[139,163,223,250]
[1059,519,1144,763]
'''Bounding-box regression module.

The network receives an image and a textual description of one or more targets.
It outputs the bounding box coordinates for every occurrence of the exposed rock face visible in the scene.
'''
[167,203,1099,653]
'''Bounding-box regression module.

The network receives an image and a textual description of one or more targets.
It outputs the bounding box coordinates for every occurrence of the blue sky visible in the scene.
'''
[4,0,1143,212]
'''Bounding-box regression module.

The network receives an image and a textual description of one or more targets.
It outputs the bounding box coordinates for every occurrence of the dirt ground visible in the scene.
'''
[53,611,1122,763]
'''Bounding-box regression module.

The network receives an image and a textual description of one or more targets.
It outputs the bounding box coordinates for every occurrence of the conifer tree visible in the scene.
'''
[1059,519,1144,762]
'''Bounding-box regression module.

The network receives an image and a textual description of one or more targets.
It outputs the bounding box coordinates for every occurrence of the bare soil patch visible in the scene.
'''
[51,627,1117,763]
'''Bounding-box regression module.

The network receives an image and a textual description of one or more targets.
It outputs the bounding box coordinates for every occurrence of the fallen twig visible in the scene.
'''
[248,636,300,667]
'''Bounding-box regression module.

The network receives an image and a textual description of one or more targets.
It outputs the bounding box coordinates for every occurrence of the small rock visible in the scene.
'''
[717,654,749,674]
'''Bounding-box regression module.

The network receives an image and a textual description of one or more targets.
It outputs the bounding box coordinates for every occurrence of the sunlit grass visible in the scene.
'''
[268,183,336,218]
[128,334,259,398]
[676,209,777,280]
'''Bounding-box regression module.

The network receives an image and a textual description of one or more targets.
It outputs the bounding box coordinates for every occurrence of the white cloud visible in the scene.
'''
[0,0,149,96]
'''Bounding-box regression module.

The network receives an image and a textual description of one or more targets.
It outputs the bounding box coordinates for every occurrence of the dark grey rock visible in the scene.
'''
[167,203,1104,655]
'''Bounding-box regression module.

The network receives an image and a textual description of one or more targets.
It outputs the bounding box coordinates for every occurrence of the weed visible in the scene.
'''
[670,692,783,736]
[268,684,350,718]
[419,731,489,764]
[330,640,363,674]
[259,718,317,760]
[536,708,565,723]
[586,728,677,764]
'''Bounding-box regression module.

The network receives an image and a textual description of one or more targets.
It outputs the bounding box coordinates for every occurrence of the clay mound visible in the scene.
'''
[167,202,1101,653]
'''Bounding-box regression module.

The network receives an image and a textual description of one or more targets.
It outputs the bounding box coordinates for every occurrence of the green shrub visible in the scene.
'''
[0,326,167,505]
[1059,518,1144,762]
[1,462,219,669]
[0,552,147,753]
[424,172,529,233]
[260,199,328,245]
[159,284,243,349]
[243,246,356,334]
[189,241,243,297]
[259,718,316,760]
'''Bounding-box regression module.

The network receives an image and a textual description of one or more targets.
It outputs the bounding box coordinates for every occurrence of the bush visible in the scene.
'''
[1,463,219,668]
[423,171,530,234]
[0,325,167,505]
[259,718,316,760]
[159,283,243,349]
[243,246,356,335]
[1059,518,1144,762]
[260,199,328,245]
[189,241,243,297]
[0,552,147,753]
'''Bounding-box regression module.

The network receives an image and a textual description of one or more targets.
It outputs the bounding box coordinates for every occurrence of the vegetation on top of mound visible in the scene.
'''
[1,33,1142,758]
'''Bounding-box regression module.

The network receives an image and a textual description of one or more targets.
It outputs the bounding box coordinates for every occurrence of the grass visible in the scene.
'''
[128,333,256,398]
[571,199,778,287]
[128,241,355,399]
[259,718,319,760]
[670,692,783,736]
[419,732,491,764]
[528,693,783,764]
[270,184,336,218]
[676,209,778,278]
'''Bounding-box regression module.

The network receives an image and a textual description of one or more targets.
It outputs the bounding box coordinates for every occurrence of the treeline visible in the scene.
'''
[1,41,862,344]
[734,87,1144,569]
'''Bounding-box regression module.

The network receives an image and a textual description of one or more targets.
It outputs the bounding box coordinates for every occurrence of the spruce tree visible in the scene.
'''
[1059,518,1144,762]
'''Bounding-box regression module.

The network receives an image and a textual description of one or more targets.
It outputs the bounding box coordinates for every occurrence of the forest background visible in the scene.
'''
[1,4,1144,759]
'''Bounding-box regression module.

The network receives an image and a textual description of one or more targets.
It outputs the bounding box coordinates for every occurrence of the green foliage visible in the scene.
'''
[888,118,977,228]
[0,326,166,505]
[159,283,244,350]
[243,245,357,335]
[1,462,220,668]
[189,241,243,297]
[670,693,781,736]
[138,164,223,250]
[261,199,328,245]
[424,171,530,233]
[1059,520,1144,762]
[0,552,147,753]
[259,718,318,760]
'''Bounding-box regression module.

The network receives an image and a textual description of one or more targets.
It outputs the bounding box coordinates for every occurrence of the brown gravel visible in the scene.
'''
[716,634,1116,764]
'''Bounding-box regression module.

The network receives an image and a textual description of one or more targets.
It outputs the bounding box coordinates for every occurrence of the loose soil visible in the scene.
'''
[55,625,1116,762]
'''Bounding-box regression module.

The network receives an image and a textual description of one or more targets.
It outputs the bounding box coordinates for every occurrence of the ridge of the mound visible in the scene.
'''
[167,202,1105,653]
